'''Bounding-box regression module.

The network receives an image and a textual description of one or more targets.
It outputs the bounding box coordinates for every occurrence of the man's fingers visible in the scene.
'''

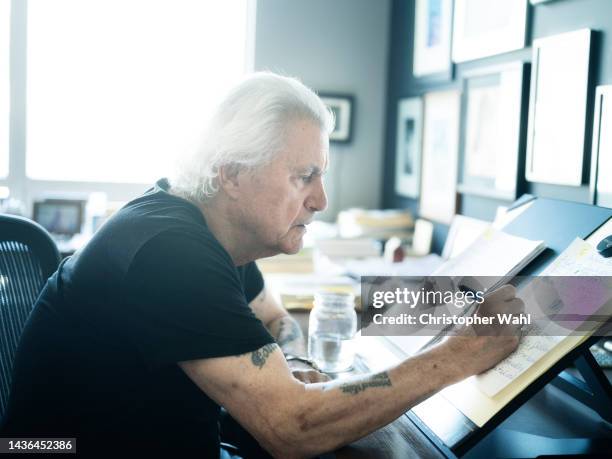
[479,296,524,317]
[508,297,525,313]
[291,369,331,383]
[488,284,516,301]
[307,370,331,383]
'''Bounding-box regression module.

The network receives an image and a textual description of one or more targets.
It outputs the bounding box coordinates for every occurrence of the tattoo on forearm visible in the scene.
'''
[277,318,303,347]
[251,343,278,369]
[339,372,392,395]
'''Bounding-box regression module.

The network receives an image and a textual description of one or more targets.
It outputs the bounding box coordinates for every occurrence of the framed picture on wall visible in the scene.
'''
[419,90,461,224]
[525,29,592,186]
[394,98,423,198]
[457,62,527,200]
[413,0,453,79]
[590,85,612,208]
[452,0,528,63]
[319,93,354,143]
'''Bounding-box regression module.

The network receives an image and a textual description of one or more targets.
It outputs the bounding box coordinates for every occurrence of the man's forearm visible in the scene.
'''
[281,342,468,457]
[268,314,306,356]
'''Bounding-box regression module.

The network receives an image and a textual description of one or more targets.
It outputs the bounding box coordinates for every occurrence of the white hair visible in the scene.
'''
[170,72,334,203]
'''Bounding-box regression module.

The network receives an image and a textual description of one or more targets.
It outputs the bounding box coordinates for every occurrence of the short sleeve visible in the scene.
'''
[237,262,264,304]
[120,230,274,369]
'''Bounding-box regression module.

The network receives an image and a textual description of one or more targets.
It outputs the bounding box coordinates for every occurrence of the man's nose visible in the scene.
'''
[306,178,328,213]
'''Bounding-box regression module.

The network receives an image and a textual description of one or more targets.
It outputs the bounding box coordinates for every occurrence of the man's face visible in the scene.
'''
[235,119,329,256]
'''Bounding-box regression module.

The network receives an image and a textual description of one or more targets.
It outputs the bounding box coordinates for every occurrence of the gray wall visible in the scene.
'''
[254,0,391,221]
[383,0,612,253]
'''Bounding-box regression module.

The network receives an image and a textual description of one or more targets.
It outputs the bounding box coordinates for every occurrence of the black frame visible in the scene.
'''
[319,93,355,144]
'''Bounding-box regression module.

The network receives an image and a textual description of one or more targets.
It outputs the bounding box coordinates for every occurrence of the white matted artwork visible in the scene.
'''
[319,94,354,143]
[458,62,526,200]
[590,85,612,208]
[419,90,461,224]
[395,98,423,198]
[413,0,453,77]
[452,0,527,63]
[526,29,592,186]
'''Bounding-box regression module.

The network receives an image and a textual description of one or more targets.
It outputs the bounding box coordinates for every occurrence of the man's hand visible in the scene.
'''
[444,284,523,377]
[287,360,331,383]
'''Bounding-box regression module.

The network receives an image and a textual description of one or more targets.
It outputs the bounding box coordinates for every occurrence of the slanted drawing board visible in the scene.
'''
[370,197,612,458]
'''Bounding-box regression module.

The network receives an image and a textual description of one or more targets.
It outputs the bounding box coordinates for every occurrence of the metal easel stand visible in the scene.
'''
[464,347,612,459]
[550,348,612,424]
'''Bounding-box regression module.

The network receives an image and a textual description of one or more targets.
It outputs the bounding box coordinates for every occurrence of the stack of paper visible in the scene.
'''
[342,254,444,278]
[256,248,314,274]
[315,238,382,258]
[337,208,414,239]
[264,273,360,311]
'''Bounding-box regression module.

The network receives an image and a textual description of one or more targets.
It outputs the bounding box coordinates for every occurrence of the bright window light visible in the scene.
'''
[26,0,249,183]
[0,0,9,178]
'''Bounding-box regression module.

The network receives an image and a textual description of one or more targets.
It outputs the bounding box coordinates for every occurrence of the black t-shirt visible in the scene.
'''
[1,179,274,458]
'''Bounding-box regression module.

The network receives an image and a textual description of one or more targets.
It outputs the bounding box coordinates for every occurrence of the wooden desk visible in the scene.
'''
[291,311,445,459]
[334,420,444,459]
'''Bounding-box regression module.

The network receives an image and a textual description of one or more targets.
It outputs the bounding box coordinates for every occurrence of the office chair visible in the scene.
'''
[0,214,60,420]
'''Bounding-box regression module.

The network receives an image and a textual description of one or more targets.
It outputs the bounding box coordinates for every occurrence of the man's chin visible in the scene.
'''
[281,243,303,255]
[279,238,304,255]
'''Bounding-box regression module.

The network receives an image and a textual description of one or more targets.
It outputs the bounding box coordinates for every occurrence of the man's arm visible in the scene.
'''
[181,286,522,459]
[180,334,517,458]
[249,286,306,356]
[249,286,326,382]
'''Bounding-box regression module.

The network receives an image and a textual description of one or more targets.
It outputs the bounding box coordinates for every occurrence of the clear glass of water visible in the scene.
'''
[308,291,357,373]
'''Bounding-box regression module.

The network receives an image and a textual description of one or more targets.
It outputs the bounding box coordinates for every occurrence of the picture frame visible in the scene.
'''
[33,199,85,235]
[412,0,454,79]
[589,85,612,208]
[419,90,461,224]
[319,93,354,143]
[394,98,423,198]
[525,29,592,186]
[457,62,527,201]
[452,0,528,63]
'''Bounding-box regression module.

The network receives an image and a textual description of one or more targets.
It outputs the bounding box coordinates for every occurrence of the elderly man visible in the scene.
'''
[1,73,521,458]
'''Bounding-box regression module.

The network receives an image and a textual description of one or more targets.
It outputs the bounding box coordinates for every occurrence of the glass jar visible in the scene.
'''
[308,291,357,373]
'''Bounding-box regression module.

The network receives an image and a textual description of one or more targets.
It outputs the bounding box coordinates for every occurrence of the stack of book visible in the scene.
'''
[337,208,414,239]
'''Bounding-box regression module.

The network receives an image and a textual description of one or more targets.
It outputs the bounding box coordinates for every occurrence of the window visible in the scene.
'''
[0,0,9,178]
[26,0,249,184]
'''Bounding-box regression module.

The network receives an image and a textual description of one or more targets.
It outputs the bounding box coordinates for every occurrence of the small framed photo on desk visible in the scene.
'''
[33,199,84,236]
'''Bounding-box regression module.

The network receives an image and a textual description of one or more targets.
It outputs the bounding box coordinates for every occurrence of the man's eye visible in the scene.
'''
[301,175,313,183]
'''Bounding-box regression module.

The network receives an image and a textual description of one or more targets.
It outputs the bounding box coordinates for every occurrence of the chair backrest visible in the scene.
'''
[0,214,60,420]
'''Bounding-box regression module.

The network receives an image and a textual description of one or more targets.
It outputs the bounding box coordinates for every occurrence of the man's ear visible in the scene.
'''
[217,164,243,200]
